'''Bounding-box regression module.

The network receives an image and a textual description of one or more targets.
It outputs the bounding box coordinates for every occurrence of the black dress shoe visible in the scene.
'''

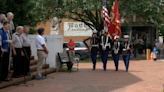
[2,78,12,81]
[126,70,128,72]
[104,69,106,71]
[93,68,95,70]
[0,81,2,83]
[115,69,118,71]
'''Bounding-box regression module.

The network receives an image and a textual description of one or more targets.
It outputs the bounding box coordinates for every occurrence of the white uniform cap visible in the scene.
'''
[92,30,97,33]
[114,35,120,39]
[123,35,129,38]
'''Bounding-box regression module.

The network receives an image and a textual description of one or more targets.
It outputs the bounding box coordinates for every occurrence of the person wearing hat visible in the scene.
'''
[99,31,113,71]
[90,30,99,70]
[122,35,131,72]
[112,35,122,71]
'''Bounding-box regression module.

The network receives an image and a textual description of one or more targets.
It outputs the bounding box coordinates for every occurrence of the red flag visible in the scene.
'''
[109,0,121,39]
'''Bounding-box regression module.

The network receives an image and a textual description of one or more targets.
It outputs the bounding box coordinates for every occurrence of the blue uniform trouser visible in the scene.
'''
[100,52,109,69]
[112,54,119,70]
[123,54,131,70]
[91,53,97,69]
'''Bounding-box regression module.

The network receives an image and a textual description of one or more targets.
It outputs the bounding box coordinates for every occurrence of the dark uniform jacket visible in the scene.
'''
[112,41,122,55]
[90,37,99,53]
[121,41,131,55]
[99,35,113,52]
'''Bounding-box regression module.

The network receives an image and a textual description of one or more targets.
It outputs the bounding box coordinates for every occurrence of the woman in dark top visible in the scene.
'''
[90,30,99,70]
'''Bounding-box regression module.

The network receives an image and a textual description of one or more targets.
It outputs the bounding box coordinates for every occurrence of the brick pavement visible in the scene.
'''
[1,60,164,92]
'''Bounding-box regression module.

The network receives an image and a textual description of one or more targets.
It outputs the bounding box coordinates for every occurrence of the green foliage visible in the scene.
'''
[1,0,164,35]
[51,0,164,34]
[137,43,142,49]
[0,0,57,34]
[147,43,153,51]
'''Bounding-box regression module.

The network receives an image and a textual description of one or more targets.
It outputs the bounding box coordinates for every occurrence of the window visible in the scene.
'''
[75,43,80,47]
[63,43,68,48]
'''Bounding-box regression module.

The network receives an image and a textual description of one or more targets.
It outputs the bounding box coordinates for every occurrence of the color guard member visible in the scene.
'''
[122,35,131,72]
[90,30,99,70]
[112,35,122,71]
[99,31,113,71]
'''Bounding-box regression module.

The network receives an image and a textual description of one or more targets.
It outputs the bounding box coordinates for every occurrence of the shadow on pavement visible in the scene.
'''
[56,69,143,92]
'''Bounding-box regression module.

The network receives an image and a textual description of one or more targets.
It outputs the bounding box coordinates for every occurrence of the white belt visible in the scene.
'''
[92,45,98,47]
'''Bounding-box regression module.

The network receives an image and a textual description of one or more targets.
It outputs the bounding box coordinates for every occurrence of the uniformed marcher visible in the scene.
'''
[20,25,31,76]
[90,30,99,70]
[112,35,122,71]
[122,35,131,72]
[0,21,13,81]
[12,26,24,78]
[99,31,113,71]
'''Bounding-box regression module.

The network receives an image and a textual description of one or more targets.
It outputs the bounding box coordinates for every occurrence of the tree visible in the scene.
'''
[1,0,164,35]
[0,0,56,34]
[51,0,164,35]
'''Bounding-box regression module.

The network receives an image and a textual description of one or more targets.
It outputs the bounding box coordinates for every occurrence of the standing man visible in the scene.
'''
[154,39,158,48]
[137,37,142,44]
[0,14,7,29]
[99,31,113,71]
[36,28,49,80]
[0,17,8,29]
[122,35,131,72]
[156,39,162,56]
[90,30,99,70]
[67,38,75,61]
[12,26,24,78]
[0,21,13,81]
[6,12,15,35]
[20,25,31,76]
[112,35,122,71]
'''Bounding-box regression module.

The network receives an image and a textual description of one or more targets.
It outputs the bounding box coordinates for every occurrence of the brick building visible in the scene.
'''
[36,16,157,46]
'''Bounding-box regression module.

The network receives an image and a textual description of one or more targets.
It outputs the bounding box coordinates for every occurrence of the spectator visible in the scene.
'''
[12,26,24,78]
[6,12,15,35]
[141,39,146,54]
[67,38,75,61]
[0,17,8,29]
[0,21,13,81]
[137,37,143,44]
[0,13,6,29]
[133,40,137,58]
[156,39,162,55]
[36,28,49,80]
[154,39,158,47]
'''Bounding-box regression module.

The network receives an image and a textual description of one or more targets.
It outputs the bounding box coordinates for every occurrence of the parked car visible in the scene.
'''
[63,41,90,60]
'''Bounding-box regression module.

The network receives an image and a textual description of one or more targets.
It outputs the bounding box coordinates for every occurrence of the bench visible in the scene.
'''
[58,51,79,72]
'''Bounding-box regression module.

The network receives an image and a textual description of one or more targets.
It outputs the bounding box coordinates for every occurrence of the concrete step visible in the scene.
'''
[0,68,56,89]
[10,60,38,70]
[10,56,35,62]
[9,64,49,78]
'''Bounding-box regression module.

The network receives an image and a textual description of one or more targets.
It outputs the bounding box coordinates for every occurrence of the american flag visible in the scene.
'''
[102,0,110,32]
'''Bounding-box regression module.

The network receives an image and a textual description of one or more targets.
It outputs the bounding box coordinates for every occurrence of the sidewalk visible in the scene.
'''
[1,60,164,92]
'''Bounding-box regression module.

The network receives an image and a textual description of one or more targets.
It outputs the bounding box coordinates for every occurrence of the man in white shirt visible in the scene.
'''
[36,28,49,80]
